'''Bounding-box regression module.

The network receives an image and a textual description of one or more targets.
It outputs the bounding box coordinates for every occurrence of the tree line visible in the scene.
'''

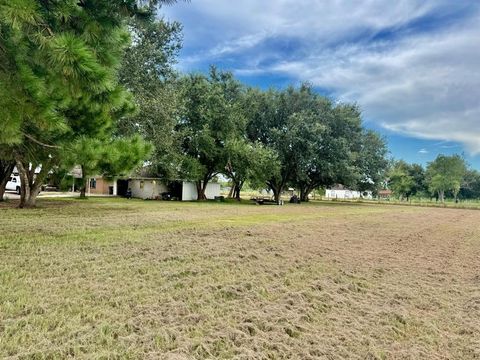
[387,154,480,202]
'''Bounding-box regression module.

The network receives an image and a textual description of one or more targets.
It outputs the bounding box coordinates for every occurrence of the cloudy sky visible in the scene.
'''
[162,1,480,168]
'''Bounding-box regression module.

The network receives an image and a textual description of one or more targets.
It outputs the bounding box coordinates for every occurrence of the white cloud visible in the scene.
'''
[163,1,480,153]
[418,148,429,154]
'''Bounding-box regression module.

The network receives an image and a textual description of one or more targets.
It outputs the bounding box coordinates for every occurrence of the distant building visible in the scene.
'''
[325,184,372,199]
[378,189,393,199]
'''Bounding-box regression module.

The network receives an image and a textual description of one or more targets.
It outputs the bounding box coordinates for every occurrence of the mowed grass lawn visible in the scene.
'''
[1,199,480,359]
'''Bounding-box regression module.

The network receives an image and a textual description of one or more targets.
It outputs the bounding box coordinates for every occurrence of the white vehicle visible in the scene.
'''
[5,175,21,195]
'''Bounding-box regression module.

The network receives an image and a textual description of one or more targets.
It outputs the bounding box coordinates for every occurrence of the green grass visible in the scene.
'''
[1,198,480,359]
[321,196,480,209]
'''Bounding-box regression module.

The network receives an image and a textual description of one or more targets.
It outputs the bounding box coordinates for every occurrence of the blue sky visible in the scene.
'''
[162,1,480,168]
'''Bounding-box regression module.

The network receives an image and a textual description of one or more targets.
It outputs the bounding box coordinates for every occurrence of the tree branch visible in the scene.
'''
[22,133,60,149]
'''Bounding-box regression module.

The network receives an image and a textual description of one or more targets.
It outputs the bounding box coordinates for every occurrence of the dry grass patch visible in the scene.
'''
[1,198,479,359]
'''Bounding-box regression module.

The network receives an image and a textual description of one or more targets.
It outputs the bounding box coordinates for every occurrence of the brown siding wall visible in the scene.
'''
[89,178,114,195]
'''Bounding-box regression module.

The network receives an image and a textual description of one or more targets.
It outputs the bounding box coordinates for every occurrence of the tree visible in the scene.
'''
[293,103,368,202]
[388,161,415,200]
[224,139,279,200]
[245,84,383,203]
[246,84,322,203]
[177,68,245,200]
[117,16,183,179]
[460,169,480,199]
[426,154,467,202]
[0,157,15,201]
[356,130,389,195]
[408,163,427,197]
[63,136,151,198]
[0,0,171,207]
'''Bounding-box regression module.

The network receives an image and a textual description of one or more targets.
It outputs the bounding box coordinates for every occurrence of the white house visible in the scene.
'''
[325,185,372,200]
[118,178,221,201]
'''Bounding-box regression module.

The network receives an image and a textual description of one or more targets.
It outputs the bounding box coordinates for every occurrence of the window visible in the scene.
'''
[140,180,144,189]
[90,178,96,189]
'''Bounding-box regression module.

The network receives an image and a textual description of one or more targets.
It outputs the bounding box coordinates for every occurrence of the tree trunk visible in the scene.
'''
[23,182,42,207]
[0,161,15,202]
[234,181,243,201]
[438,190,445,203]
[273,189,280,203]
[196,181,207,200]
[196,173,214,201]
[227,185,234,199]
[16,160,46,208]
[300,184,312,202]
[17,161,31,208]
[79,165,87,198]
[0,181,6,202]
[270,183,282,204]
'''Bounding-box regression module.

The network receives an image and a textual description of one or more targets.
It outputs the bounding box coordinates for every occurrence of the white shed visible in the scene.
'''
[181,181,221,201]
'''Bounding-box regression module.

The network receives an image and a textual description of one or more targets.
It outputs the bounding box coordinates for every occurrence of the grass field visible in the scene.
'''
[1,198,480,359]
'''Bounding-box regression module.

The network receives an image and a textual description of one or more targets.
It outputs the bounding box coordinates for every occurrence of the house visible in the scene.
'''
[116,177,221,201]
[86,173,222,201]
[325,184,372,199]
[88,176,117,196]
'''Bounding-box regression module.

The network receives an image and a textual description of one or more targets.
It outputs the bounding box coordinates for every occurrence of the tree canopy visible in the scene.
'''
[426,154,467,202]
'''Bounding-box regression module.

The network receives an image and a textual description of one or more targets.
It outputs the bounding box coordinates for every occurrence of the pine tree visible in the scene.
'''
[0,0,172,206]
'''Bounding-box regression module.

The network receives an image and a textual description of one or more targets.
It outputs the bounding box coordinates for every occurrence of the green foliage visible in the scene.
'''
[388,161,415,200]
[356,130,389,193]
[98,135,152,177]
[460,169,480,199]
[2,0,391,205]
[225,139,280,198]
[0,0,174,205]
[245,84,387,201]
[63,135,151,196]
[117,15,183,179]
[426,154,467,201]
[176,67,245,195]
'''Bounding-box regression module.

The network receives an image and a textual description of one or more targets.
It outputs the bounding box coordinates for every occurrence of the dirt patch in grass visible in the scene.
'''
[1,199,479,359]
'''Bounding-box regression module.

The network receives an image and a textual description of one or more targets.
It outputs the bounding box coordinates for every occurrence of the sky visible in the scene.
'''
[162,1,480,168]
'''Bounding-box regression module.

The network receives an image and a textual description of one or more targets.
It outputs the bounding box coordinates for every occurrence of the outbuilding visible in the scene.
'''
[116,177,221,201]
[180,181,221,201]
